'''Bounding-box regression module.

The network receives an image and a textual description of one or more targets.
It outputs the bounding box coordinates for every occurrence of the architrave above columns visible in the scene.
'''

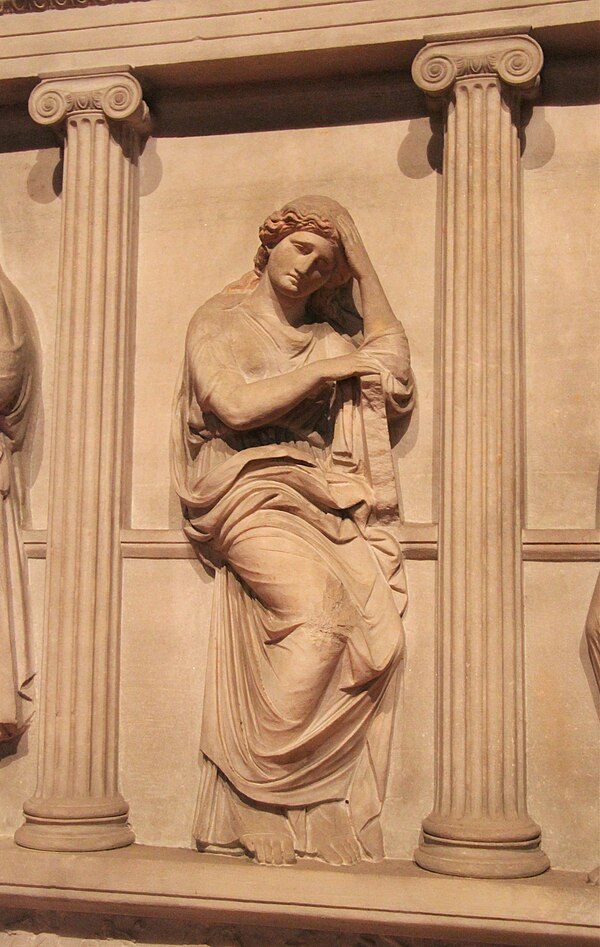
[0,1,596,94]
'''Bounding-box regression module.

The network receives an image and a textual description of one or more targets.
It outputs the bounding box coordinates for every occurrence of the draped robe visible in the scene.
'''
[171,278,413,858]
[0,267,34,742]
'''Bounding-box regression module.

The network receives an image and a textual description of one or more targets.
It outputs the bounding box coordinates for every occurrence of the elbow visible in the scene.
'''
[212,392,256,431]
[223,414,255,432]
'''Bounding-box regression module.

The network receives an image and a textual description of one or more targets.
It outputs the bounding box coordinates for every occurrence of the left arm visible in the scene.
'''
[336,214,413,417]
[336,213,400,339]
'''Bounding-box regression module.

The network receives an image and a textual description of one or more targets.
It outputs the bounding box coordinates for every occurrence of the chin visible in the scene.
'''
[280,283,308,298]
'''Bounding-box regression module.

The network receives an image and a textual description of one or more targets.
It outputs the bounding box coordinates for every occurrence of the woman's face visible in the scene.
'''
[266,231,337,299]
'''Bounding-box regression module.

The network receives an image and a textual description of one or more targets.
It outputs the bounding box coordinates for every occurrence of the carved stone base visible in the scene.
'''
[1,843,597,945]
[15,816,134,853]
[415,832,550,879]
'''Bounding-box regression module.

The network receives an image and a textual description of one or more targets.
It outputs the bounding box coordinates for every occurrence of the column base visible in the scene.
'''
[15,815,135,853]
[415,831,550,879]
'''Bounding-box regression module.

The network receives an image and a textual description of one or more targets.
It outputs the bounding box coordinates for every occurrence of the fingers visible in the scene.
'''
[319,353,380,382]
[354,355,382,376]
[337,217,361,249]
[336,209,358,233]
[335,214,372,281]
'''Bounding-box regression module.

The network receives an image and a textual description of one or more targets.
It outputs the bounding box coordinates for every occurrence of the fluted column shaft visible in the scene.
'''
[16,71,149,851]
[412,35,549,878]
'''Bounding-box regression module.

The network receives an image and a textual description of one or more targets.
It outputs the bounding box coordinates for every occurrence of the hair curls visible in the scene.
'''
[255,209,338,273]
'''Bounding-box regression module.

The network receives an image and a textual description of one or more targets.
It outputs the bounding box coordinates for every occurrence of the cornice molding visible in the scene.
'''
[412,33,544,99]
[0,0,151,13]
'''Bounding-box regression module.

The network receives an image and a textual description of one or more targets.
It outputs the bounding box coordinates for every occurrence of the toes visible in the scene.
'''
[317,836,362,866]
[264,839,275,865]
[240,835,256,855]
[254,838,267,863]
[241,834,296,866]
[272,841,284,866]
[282,838,297,865]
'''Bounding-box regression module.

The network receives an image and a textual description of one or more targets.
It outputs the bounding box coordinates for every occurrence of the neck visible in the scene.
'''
[251,273,307,327]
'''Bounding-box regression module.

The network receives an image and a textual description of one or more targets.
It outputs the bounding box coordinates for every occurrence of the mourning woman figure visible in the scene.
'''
[0,266,34,743]
[172,196,414,865]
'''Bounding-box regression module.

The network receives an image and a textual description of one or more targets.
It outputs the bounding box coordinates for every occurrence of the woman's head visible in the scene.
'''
[254,196,351,290]
[252,196,360,331]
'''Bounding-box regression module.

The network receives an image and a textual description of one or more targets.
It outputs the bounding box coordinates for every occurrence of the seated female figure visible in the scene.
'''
[171,196,414,865]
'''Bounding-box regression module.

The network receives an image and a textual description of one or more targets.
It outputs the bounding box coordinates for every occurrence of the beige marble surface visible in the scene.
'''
[120,558,212,850]
[524,102,600,529]
[525,560,600,871]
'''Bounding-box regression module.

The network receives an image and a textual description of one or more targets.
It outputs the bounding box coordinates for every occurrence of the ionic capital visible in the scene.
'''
[412,33,543,102]
[29,69,150,132]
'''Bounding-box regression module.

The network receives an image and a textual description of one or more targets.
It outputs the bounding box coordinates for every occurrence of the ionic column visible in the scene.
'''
[15,71,149,851]
[412,35,549,878]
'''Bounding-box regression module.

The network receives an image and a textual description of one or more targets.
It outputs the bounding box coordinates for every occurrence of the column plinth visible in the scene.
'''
[15,71,149,852]
[412,35,549,879]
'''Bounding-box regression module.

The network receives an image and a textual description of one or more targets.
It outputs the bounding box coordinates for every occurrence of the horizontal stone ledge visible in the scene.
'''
[23,526,439,560]
[522,528,600,561]
[0,839,597,945]
[117,524,440,561]
[21,526,600,562]
[0,0,597,91]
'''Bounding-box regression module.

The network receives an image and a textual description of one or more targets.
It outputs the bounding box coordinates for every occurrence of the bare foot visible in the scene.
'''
[240,832,296,865]
[307,800,362,866]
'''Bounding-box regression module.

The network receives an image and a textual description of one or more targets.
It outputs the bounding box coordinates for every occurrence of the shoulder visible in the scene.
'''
[186,292,245,349]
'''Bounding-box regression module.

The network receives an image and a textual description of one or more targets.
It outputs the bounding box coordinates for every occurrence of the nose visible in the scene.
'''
[294,253,316,276]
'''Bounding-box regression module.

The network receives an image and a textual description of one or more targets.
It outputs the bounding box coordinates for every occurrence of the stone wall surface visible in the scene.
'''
[524,101,600,529]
